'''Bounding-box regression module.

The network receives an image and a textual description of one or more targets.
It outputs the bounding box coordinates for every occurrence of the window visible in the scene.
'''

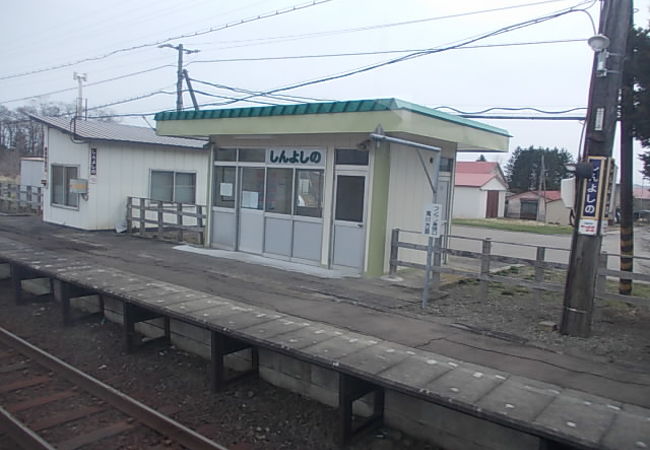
[240,167,264,210]
[213,166,236,208]
[335,175,365,222]
[295,169,323,217]
[215,148,236,161]
[51,165,79,207]
[266,168,292,214]
[439,157,454,173]
[150,170,196,203]
[335,149,369,165]
[238,148,265,162]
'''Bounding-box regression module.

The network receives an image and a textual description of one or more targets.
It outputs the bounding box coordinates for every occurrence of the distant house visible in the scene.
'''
[506,190,571,225]
[452,161,507,218]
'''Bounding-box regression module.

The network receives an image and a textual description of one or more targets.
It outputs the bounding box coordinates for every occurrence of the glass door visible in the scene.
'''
[238,167,265,253]
[332,172,367,271]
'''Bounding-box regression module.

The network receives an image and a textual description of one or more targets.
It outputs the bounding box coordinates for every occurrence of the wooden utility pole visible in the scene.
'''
[560,0,633,337]
[159,43,200,111]
[619,29,635,295]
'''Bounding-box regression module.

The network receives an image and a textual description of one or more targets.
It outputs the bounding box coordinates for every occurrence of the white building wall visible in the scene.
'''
[385,142,456,270]
[44,127,208,230]
[452,187,486,219]
[19,159,45,187]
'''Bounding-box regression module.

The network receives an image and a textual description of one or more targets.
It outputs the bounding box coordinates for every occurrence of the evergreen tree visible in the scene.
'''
[505,146,574,193]
[627,27,650,179]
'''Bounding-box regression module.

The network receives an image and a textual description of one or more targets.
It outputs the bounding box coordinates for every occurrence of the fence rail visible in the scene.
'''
[0,183,43,215]
[389,228,649,308]
[126,196,206,245]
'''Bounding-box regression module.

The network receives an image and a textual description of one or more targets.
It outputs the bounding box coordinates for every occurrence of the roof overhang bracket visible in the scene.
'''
[369,128,442,201]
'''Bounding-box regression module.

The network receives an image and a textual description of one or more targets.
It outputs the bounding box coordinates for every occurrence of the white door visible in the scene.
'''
[238,167,265,253]
[332,172,367,271]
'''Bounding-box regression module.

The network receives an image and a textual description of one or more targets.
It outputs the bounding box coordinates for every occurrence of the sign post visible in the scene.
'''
[421,203,442,307]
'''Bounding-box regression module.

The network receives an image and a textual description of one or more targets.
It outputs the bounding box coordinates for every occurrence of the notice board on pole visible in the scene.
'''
[423,203,442,237]
[578,156,612,236]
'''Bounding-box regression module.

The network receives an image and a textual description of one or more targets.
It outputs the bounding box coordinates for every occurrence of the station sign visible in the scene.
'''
[266,148,325,167]
[578,156,612,236]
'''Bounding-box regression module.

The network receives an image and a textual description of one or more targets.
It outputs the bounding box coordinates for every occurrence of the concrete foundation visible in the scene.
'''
[83,294,541,450]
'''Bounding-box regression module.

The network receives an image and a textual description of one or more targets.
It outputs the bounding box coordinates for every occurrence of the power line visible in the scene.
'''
[0,65,173,104]
[434,106,587,115]
[0,0,332,82]
[189,0,582,52]
[187,38,586,65]
[226,0,597,104]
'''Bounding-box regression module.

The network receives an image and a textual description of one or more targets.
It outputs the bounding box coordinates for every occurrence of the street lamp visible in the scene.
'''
[588,34,611,77]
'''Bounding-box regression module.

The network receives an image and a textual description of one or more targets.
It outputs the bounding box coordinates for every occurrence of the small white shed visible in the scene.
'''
[30,115,207,230]
[452,162,507,219]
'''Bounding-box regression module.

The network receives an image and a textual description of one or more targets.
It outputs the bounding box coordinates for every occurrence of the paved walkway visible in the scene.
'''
[0,215,649,413]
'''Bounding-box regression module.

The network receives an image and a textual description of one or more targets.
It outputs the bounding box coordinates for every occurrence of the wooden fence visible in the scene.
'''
[0,183,43,215]
[389,228,650,308]
[126,196,206,245]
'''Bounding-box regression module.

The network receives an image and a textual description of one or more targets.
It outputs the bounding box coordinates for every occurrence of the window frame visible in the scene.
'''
[50,164,80,209]
[149,169,197,204]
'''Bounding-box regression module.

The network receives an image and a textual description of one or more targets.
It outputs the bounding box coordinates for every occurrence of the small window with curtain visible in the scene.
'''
[294,169,323,217]
[51,164,79,208]
[150,170,196,203]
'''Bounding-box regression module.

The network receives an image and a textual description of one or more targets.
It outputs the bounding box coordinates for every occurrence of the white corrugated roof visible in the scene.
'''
[30,115,206,149]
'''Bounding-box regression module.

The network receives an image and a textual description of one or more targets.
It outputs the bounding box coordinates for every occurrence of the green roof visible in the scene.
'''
[154,98,510,137]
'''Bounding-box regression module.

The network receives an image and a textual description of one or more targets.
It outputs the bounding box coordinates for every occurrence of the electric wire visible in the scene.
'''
[219,0,597,105]
[0,0,332,81]
[186,38,586,65]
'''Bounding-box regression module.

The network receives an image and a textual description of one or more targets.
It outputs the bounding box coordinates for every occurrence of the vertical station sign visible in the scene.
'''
[578,156,612,236]
[89,148,97,184]
[423,203,442,237]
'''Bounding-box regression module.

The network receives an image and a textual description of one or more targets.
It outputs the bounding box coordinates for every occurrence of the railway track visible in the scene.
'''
[0,326,228,450]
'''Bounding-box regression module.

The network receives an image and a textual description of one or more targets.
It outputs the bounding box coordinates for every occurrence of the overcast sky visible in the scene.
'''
[2,0,649,183]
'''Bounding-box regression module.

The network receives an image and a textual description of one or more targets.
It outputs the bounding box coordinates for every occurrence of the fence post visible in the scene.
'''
[139,198,146,237]
[534,246,546,302]
[126,197,133,234]
[197,205,204,245]
[421,235,434,309]
[26,186,33,213]
[176,202,183,242]
[431,236,442,291]
[36,187,42,215]
[596,251,608,297]
[388,228,400,277]
[479,238,492,301]
[157,200,164,237]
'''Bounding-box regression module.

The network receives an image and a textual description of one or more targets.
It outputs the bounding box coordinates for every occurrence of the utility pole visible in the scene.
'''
[560,0,633,337]
[183,69,200,111]
[73,72,87,118]
[619,24,635,295]
[159,43,200,111]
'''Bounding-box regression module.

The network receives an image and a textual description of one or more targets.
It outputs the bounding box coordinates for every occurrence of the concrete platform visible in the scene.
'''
[0,217,649,449]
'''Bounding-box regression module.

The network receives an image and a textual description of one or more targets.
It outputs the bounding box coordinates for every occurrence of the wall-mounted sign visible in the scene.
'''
[69,178,88,194]
[578,156,611,236]
[266,148,325,166]
[89,148,97,183]
[423,203,442,237]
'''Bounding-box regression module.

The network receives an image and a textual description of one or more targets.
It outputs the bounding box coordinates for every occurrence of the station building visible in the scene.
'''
[155,98,510,275]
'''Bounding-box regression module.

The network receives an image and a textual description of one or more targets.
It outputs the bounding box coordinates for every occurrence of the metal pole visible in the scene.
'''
[176,44,184,112]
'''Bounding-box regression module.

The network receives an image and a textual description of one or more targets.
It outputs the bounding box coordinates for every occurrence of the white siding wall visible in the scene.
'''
[385,143,456,270]
[19,159,45,187]
[44,127,208,230]
[452,187,486,219]
[43,128,91,229]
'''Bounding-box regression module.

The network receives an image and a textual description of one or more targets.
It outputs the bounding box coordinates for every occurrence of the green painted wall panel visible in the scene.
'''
[366,141,391,276]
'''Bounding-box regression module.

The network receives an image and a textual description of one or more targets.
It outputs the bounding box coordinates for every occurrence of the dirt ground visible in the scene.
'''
[0,280,438,450]
[401,265,650,370]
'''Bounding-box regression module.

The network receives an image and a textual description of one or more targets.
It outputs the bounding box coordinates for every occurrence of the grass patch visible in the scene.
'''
[452,218,573,235]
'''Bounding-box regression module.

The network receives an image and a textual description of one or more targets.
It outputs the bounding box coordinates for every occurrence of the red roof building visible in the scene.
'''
[452,161,508,219]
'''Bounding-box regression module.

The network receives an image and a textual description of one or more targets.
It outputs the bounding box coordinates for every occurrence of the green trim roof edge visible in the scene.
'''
[154,98,510,137]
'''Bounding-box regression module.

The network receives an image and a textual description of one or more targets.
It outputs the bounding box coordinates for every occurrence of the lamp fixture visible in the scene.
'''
[588,34,611,78]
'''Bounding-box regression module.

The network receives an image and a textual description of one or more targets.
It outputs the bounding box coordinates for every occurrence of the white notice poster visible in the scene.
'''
[242,191,259,208]
[220,182,233,197]
[423,203,442,237]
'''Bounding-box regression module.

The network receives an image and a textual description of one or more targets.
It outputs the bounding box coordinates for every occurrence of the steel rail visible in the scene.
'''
[0,405,55,450]
[0,326,229,450]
